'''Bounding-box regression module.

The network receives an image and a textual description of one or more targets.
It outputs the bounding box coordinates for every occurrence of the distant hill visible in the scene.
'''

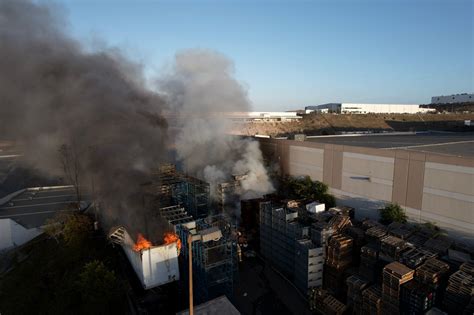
[234,112,474,137]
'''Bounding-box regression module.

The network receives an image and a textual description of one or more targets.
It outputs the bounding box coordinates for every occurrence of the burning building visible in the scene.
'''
[108,164,237,305]
[109,226,180,289]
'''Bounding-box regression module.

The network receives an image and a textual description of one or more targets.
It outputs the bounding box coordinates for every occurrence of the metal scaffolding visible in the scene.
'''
[148,163,210,218]
[177,214,237,304]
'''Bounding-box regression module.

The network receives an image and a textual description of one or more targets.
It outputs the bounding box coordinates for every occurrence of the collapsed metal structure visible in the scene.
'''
[148,164,210,219]
[146,164,237,304]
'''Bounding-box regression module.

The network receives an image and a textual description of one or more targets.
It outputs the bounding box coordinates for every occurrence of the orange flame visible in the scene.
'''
[133,233,152,252]
[164,232,182,255]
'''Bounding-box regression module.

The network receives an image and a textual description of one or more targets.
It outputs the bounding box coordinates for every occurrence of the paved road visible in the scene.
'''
[0,187,81,228]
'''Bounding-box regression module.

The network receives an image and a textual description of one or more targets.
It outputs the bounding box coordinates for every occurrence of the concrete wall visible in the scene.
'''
[258,138,474,242]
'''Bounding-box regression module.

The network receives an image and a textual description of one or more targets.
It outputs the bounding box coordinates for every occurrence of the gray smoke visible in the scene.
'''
[0,0,168,237]
[0,1,273,237]
[158,50,274,199]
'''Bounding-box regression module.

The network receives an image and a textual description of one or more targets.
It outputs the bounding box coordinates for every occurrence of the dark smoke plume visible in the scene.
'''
[0,0,168,236]
[0,0,274,238]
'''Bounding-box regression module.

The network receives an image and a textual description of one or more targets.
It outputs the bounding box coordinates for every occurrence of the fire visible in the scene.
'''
[164,232,182,254]
[133,233,152,252]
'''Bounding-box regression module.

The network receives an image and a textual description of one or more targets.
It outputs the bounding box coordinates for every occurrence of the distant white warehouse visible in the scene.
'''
[225,111,302,122]
[431,93,473,104]
[305,103,434,114]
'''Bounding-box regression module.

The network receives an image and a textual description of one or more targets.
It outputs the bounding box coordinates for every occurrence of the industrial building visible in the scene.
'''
[431,93,473,104]
[257,132,474,243]
[225,111,302,122]
[305,103,434,114]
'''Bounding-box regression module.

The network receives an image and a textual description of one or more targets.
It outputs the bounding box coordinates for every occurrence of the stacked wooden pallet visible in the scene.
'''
[326,234,354,269]
[381,261,414,315]
[361,285,383,315]
[311,221,334,247]
[415,258,450,287]
[346,275,369,315]
[359,244,379,283]
[309,288,347,315]
[424,236,453,255]
[328,214,352,233]
[400,280,436,314]
[380,235,408,260]
[361,219,381,231]
[443,262,474,314]
[388,222,414,240]
[401,247,437,269]
[365,226,388,245]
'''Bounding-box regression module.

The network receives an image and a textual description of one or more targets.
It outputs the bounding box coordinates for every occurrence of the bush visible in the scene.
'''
[77,260,122,313]
[279,175,336,207]
[379,203,407,225]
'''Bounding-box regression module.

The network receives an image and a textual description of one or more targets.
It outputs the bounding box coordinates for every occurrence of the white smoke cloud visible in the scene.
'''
[158,49,275,199]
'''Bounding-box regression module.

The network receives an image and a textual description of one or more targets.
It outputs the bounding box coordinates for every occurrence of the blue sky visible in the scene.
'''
[58,0,472,111]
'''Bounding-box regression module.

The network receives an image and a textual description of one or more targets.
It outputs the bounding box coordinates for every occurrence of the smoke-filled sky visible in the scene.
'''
[58,0,472,109]
[0,0,274,236]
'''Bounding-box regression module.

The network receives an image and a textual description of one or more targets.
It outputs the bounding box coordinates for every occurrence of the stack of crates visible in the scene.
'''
[401,247,437,269]
[380,235,408,261]
[346,275,369,314]
[309,288,347,315]
[400,280,436,314]
[345,226,366,266]
[311,221,334,248]
[415,258,450,306]
[424,236,453,255]
[361,219,381,230]
[362,285,383,315]
[326,234,354,269]
[365,226,388,247]
[324,234,354,296]
[381,262,414,315]
[359,244,380,283]
[388,222,414,240]
[443,262,474,314]
[328,214,352,233]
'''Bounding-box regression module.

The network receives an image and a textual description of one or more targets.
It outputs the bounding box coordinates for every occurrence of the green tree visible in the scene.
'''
[280,175,336,208]
[77,260,122,314]
[379,203,407,225]
[63,214,93,247]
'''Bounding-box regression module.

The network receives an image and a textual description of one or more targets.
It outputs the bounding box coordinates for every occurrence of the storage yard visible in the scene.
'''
[251,195,474,315]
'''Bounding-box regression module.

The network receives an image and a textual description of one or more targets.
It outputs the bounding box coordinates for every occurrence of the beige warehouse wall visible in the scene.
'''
[257,138,474,239]
[288,145,324,181]
[341,152,394,202]
[421,162,474,234]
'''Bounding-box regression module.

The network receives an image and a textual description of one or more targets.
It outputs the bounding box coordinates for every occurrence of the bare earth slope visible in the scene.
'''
[234,113,474,137]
